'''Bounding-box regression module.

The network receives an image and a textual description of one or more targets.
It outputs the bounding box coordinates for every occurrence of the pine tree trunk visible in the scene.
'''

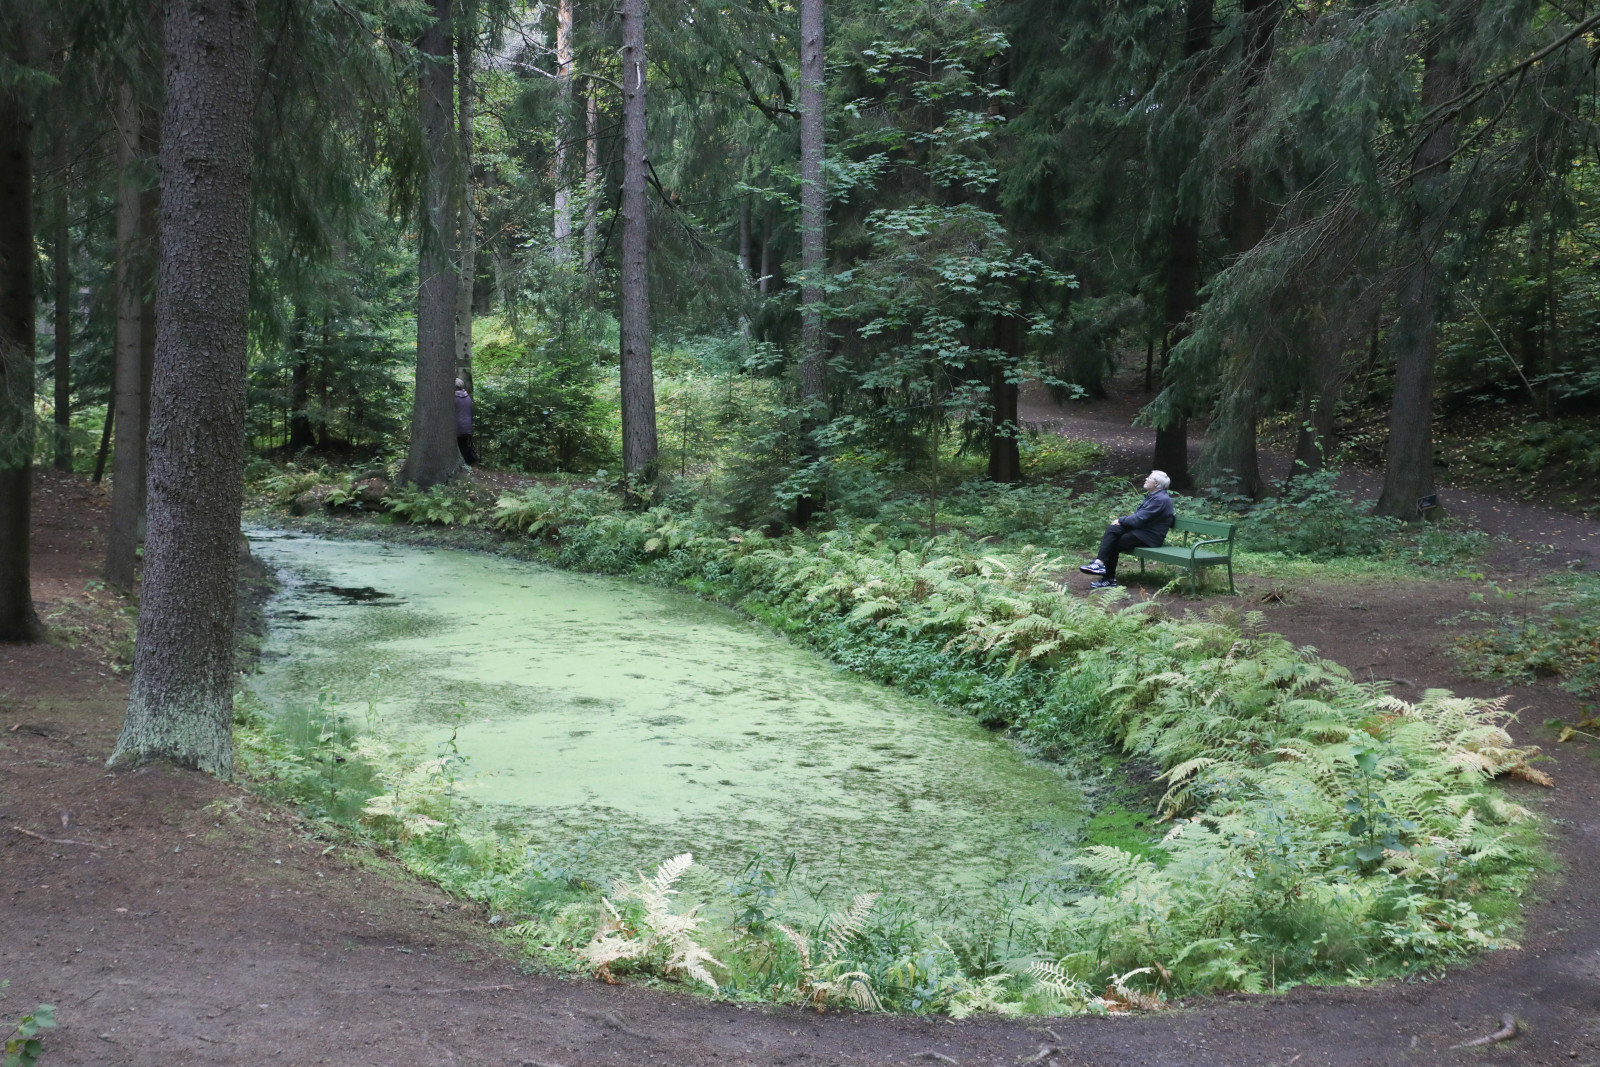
[288,304,314,449]
[52,146,71,472]
[738,196,751,276]
[107,86,149,589]
[454,14,476,391]
[1150,0,1213,493]
[797,0,826,409]
[758,208,771,293]
[987,316,1022,484]
[618,0,656,481]
[1375,44,1457,520]
[92,395,113,483]
[112,0,257,774]
[552,0,573,263]
[402,0,463,488]
[1217,166,1270,499]
[1154,215,1199,490]
[1293,314,1344,474]
[583,88,599,272]
[0,81,40,643]
[1211,0,1280,500]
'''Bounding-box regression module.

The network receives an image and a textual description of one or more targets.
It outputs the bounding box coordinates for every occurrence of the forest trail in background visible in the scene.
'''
[2,467,1597,1066]
[1019,380,1600,574]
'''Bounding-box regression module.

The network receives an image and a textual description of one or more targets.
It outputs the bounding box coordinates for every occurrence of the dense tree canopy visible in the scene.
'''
[4,0,1600,753]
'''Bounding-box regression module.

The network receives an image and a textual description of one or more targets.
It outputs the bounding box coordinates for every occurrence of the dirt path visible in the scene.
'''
[1019,381,1600,572]
[3,465,1598,1066]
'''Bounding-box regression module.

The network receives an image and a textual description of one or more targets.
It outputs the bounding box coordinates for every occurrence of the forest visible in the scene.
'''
[2,0,1599,1053]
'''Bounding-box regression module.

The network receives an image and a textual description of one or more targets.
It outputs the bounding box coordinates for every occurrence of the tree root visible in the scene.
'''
[1451,1013,1517,1049]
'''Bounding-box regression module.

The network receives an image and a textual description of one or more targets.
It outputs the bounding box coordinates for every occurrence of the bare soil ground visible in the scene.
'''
[3,413,1599,1065]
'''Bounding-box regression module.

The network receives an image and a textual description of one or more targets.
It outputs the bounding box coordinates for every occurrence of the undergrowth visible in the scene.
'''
[238,482,1549,1016]
[1450,573,1600,740]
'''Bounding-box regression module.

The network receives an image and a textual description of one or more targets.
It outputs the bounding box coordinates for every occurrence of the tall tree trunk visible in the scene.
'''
[987,316,1022,483]
[454,11,476,392]
[1150,0,1213,492]
[402,0,463,488]
[1153,215,1199,490]
[287,304,314,449]
[1211,0,1279,500]
[52,143,71,472]
[1293,314,1344,474]
[737,196,751,276]
[583,87,599,272]
[92,397,113,483]
[1375,43,1457,520]
[797,0,826,408]
[618,0,656,481]
[552,0,574,263]
[1216,169,1269,498]
[758,207,771,293]
[106,86,149,589]
[0,80,40,642]
[112,0,257,774]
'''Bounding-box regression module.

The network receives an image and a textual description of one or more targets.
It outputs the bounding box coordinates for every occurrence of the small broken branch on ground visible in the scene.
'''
[12,825,104,849]
[1451,1013,1518,1049]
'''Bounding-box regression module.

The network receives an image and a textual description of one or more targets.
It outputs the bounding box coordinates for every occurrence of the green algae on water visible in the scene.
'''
[245,529,1089,902]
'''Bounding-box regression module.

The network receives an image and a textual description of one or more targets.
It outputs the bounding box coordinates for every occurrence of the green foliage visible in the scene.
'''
[1453,574,1600,699]
[1,982,55,1067]
[1239,471,1402,558]
[472,317,615,474]
[383,484,486,527]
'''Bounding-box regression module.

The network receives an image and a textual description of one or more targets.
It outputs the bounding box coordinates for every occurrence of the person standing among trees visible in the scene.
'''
[455,377,475,466]
[1079,471,1174,589]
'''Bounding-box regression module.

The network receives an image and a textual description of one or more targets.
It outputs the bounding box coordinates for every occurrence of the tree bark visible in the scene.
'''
[0,80,40,643]
[92,398,113,483]
[106,85,150,589]
[758,207,771,293]
[1293,311,1344,474]
[1150,0,1213,493]
[1154,215,1199,490]
[402,0,463,488]
[797,0,826,408]
[738,195,751,276]
[52,144,71,472]
[1375,43,1457,520]
[288,304,314,449]
[987,316,1022,483]
[112,0,257,774]
[618,0,657,481]
[552,0,574,263]
[454,11,476,391]
[583,87,599,272]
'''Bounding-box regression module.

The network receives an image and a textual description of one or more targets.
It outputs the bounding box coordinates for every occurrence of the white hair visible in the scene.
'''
[1148,470,1171,490]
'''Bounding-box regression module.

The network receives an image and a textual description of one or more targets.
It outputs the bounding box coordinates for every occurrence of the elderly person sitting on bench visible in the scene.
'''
[1079,471,1174,589]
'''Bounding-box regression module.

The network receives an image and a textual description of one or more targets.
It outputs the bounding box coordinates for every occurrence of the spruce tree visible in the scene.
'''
[112,0,257,774]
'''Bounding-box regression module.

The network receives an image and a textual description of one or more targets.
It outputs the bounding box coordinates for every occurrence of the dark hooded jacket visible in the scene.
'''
[1117,489,1175,547]
[455,388,473,436]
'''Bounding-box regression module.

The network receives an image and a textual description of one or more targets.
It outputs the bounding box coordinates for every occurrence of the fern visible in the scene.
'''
[578,853,723,990]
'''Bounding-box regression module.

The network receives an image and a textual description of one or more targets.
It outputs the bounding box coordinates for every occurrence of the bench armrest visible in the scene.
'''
[1187,535,1232,558]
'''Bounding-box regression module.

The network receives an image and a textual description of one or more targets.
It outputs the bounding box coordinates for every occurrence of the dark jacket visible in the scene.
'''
[1118,489,1174,547]
[454,389,473,436]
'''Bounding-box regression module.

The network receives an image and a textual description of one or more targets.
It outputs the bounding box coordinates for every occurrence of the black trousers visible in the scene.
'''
[1097,527,1147,579]
[457,434,477,465]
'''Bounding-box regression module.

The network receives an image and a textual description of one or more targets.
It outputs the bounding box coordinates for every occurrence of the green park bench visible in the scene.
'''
[1131,516,1237,594]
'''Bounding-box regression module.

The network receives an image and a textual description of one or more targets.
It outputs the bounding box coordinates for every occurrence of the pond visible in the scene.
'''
[245,530,1088,903]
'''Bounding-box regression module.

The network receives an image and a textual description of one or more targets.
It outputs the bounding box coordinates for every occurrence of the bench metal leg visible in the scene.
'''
[1226,561,1235,595]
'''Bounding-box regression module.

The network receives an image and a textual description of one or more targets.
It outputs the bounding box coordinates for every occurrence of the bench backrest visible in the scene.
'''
[1172,516,1235,542]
